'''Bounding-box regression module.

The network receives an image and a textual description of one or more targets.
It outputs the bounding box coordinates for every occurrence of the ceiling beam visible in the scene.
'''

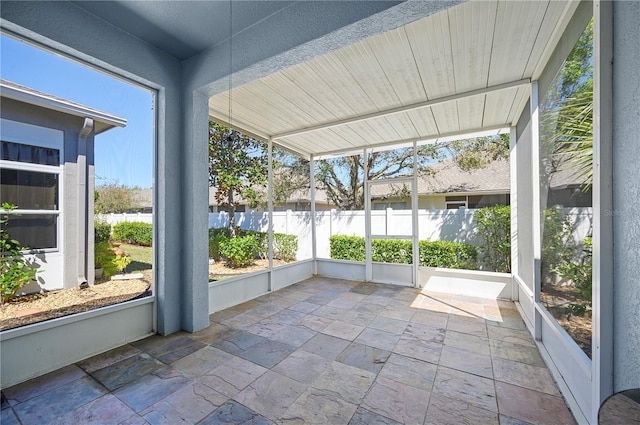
[272,79,531,141]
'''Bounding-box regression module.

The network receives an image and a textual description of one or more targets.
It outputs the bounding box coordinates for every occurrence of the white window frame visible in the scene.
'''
[1,118,64,253]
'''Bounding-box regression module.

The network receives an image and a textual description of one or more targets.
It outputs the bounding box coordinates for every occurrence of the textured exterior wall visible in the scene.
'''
[1,0,184,334]
[612,1,640,392]
[1,98,95,290]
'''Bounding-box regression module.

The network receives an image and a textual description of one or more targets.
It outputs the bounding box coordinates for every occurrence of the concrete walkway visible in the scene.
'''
[1,277,576,424]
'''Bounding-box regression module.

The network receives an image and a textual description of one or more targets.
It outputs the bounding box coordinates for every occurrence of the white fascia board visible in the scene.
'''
[0,81,127,132]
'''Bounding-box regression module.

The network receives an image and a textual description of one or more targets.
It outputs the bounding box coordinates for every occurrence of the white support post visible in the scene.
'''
[509,126,519,300]
[267,138,274,290]
[310,155,317,274]
[530,81,543,341]
[364,149,372,281]
[592,0,614,419]
[411,140,419,288]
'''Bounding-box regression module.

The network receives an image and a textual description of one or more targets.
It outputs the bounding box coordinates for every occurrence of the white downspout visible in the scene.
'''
[77,118,93,287]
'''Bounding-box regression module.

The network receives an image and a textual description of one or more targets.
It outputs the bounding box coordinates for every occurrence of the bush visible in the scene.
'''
[372,239,412,264]
[94,241,117,279]
[94,220,111,243]
[1,203,39,303]
[419,240,477,270]
[330,235,365,262]
[329,235,476,269]
[208,228,230,259]
[220,235,258,268]
[475,205,511,272]
[113,222,153,246]
[242,230,268,259]
[274,233,298,262]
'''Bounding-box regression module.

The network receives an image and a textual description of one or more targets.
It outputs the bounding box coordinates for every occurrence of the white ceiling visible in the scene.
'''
[209,0,578,159]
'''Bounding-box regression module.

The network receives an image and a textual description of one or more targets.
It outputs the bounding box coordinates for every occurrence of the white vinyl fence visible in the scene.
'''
[99,207,592,261]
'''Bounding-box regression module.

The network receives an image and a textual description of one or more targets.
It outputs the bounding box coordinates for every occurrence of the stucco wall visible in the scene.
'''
[612,0,640,393]
[1,98,97,291]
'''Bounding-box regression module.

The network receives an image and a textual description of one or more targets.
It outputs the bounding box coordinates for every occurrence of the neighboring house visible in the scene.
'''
[0,79,126,292]
[370,158,511,210]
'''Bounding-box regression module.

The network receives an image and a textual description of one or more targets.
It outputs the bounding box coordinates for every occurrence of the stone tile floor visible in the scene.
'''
[1,277,577,424]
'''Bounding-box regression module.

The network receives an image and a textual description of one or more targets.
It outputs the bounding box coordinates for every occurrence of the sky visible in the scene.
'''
[1,34,154,188]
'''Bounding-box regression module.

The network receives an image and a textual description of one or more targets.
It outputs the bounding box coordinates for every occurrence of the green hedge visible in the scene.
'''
[94,220,111,243]
[220,235,258,268]
[208,228,298,263]
[329,235,477,269]
[112,222,153,246]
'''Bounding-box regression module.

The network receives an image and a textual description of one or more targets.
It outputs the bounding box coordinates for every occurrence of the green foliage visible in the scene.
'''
[242,230,268,259]
[208,228,231,260]
[329,235,476,269]
[94,241,117,279]
[372,239,413,264]
[95,180,142,214]
[474,205,511,272]
[274,233,298,262]
[94,220,111,243]
[330,235,366,262]
[419,240,478,270]
[209,122,268,231]
[219,235,259,268]
[112,222,153,246]
[556,237,592,302]
[541,208,573,281]
[0,203,39,303]
[113,254,132,274]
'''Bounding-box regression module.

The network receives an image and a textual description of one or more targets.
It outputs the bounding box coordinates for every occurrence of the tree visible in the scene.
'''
[276,135,509,211]
[208,122,268,235]
[95,180,142,214]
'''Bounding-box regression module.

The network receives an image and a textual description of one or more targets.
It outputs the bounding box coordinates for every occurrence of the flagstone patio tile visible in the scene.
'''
[425,392,499,425]
[200,400,273,425]
[336,342,391,374]
[378,353,437,391]
[361,376,430,425]
[13,376,106,425]
[492,358,561,396]
[92,353,165,391]
[439,345,494,379]
[141,382,226,423]
[495,381,575,425]
[432,367,497,413]
[311,361,376,404]
[321,320,365,341]
[355,328,400,352]
[236,339,295,368]
[279,387,358,425]
[347,407,402,425]
[300,333,350,360]
[273,350,331,384]
[2,364,86,405]
[234,371,307,420]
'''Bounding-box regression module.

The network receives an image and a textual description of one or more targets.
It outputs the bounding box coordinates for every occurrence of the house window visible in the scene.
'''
[445,196,467,209]
[0,132,62,251]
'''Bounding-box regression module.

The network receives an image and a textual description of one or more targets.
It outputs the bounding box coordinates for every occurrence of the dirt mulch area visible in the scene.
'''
[209,258,289,281]
[541,283,592,358]
[0,278,151,331]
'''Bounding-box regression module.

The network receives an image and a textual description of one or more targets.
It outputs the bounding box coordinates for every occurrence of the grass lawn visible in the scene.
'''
[120,244,153,273]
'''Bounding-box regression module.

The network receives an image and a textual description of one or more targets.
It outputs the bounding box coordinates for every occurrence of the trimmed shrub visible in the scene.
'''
[274,233,298,262]
[94,220,111,243]
[419,240,477,270]
[330,235,365,262]
[94,241,117,279]
[220,235,258,268]
[372,239,412,264]
[475,205,510,272]
[208,228,230,259]
[242,230,268,259]
[112,222,153,246]
[329,235,477,269]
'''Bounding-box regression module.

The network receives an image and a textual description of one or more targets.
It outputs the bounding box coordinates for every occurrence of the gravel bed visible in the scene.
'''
[0,279,151,331]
